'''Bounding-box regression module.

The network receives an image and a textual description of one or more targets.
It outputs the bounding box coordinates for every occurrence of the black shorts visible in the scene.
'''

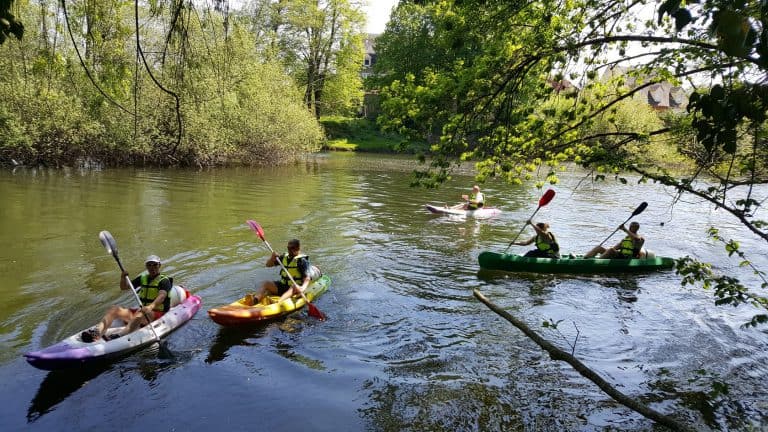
[274,280,291,295]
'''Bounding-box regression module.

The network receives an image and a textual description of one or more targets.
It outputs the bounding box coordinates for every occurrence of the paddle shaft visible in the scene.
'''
[504,206,543,253]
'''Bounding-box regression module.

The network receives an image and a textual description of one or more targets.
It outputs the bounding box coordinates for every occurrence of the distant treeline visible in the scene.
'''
[0,1,366,168]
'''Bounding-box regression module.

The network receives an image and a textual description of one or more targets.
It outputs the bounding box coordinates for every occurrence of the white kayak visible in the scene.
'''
[425,204,501,219]
[25,287,201,370]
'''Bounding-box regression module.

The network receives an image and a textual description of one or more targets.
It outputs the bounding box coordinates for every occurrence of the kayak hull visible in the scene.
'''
[425,204,501,219]
[24,294,202,370]
[208,274,331,326]
[478,252,675,274]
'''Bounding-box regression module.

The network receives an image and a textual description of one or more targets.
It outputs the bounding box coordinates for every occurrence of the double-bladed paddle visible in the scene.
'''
[98,230,172,358]
[246,220,326,321]
[594,202,648,248]
[504,189,556,253]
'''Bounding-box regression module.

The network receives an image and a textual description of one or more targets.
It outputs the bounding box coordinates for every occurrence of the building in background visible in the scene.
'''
[601,65,688,111]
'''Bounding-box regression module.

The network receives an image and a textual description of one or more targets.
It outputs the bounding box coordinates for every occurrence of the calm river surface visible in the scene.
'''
[0,152,766,431]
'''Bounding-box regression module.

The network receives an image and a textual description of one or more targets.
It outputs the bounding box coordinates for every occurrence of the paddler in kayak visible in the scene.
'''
[584,221,646,259]
[449,185,485,210]
[510,220,561,258]
[246,239,312,305]
[81,254,172,342]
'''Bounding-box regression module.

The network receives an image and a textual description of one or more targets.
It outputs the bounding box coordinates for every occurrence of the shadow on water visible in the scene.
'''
[205,325,270,364]
[27,345,193,423]
[27,365,111,423]
[476,269,643,304]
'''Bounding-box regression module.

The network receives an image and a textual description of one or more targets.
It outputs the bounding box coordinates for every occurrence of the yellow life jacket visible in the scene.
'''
[137,272,171,312]
[467,192,484,210]
[619,235,638,258]
[535,232,559,255]
[280,253,309,286]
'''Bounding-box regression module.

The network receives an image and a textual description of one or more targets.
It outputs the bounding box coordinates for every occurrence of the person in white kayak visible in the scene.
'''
[81,255,172,342]
[449,185,485,210]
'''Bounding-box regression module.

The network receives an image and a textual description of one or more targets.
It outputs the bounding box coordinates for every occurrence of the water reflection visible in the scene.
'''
[205,326,269,364]
[27,366,111,423]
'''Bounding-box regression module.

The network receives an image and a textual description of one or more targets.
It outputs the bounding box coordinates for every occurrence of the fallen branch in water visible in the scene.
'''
[473,289,692,432]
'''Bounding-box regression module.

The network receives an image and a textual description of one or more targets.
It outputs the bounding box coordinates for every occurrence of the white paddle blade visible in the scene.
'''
[98,230,117,255]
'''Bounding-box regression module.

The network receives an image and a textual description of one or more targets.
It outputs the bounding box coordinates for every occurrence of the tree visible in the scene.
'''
[274,0,365,118]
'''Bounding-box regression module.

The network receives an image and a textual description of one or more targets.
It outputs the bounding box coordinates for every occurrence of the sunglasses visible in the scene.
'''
[146,263,160,267]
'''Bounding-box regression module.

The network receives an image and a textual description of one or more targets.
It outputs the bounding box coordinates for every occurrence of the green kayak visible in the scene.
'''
[478,252,675,274]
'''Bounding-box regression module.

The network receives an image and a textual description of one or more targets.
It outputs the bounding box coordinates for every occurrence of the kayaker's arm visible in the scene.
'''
[513,236,535,246]
[619,224,642,241]
[143,289,168,313]
[120,272,141,291]
[265,252,279,267]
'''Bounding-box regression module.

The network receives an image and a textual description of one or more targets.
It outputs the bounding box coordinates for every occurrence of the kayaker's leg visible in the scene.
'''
[583,245,606,258]
[254,280,279,304]
[599,248,620,259]
[123,309,153,335]
[95,305,134,338]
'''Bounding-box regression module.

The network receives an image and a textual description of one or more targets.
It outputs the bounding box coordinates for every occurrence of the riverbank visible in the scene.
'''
[320,116,428,153]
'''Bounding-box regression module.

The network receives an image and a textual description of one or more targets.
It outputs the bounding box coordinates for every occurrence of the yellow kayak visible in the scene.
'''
[208,274,330,326]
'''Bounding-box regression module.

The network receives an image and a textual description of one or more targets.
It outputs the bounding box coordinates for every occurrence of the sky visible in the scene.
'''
[364,0,398,34]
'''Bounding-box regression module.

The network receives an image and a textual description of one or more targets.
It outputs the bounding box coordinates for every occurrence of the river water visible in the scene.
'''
[0,152,766,431]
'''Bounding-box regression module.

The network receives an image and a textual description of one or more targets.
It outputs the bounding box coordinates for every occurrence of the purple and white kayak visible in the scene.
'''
[425,204,501,219]
[24,292,201,370]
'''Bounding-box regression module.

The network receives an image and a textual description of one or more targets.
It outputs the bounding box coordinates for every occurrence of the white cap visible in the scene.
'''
[145,255,162,265]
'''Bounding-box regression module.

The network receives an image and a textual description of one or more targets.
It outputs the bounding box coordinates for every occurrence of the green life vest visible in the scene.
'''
[138,272,171,312]
[280,253,308,286]
[467,192,484,210]
[535,232,560,255]
[619,235,638,258]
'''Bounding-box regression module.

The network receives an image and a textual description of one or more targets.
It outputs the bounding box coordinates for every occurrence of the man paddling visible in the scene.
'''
[247,239,312,305]
[449,185,485,210]
[82,255,171,342]
[584,221,646,259]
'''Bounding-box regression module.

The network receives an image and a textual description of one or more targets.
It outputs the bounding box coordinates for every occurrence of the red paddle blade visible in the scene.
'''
[307,303,326,321]
[246,220,265,240]
[539,189,556,207]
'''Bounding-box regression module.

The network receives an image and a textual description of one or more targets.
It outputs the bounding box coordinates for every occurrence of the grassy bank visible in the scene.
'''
[320,116,428,153]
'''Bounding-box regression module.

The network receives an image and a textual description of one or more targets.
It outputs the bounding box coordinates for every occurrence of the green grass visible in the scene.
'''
[320,116,427,153]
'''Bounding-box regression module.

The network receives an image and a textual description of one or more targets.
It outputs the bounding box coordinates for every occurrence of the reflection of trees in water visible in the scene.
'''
[359,377,588,430]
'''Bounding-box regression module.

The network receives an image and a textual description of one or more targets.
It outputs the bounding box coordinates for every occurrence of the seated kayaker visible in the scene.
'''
[81,255,172,342]
[584,221,646,259]
[511,220,561,258]
[462,185,485,210]
[246,239,311,305]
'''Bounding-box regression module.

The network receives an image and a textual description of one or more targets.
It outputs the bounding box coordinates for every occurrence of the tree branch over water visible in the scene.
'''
[473,289,693,431]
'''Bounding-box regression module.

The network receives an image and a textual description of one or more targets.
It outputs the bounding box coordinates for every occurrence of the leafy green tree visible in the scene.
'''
[0,0,323,167]
[274,0,365,118]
